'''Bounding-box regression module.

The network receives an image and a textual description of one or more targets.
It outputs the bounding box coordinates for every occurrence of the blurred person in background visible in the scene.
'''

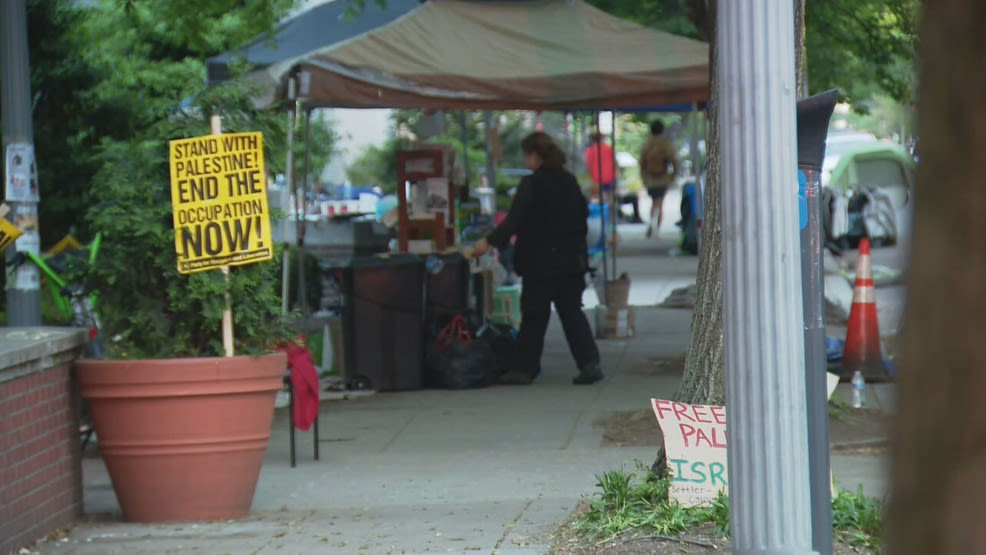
[639,119,679,238]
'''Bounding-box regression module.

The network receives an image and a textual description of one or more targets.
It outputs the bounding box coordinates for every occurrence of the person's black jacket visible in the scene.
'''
[486,166,589,278]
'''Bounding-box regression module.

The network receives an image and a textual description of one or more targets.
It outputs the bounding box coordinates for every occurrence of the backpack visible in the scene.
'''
[643,138,670,178]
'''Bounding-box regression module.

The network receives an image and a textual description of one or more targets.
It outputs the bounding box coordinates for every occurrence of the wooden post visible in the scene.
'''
[211,115,235,358]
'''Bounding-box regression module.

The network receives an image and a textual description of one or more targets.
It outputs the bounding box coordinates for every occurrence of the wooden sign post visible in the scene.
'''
[211,116,235,358]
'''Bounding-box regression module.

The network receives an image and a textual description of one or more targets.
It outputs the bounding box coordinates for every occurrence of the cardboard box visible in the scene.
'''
[595,306,635,339]
[471,268,496,320]
[596,273,631,307]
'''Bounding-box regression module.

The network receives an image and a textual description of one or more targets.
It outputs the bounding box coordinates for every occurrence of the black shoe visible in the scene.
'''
[499,371,534,385]
[572,364,604,385]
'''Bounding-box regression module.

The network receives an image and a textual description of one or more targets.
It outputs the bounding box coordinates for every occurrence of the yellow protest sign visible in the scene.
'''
[168,132,273,274]
[0,217,22,252]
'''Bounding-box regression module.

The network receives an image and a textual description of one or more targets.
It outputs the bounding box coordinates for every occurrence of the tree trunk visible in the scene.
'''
[676,0,724,406]
[794,0,807,98]
[675,0,807,406]
[886,2,986,553]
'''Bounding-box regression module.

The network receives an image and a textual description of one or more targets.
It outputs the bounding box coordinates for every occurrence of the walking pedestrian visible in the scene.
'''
[473,132,603,386]
[639,120,679,238]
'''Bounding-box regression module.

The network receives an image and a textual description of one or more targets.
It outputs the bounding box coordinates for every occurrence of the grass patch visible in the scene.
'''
[575,463,883,551]
[832,486,884,551]
[575,463,729,544]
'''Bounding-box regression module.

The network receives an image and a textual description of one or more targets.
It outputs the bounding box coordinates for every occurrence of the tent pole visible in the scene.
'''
[596,111,609,305]
[609,111,618,277]
[567,112,576,175]
[483,111,497,191]
[281,78,297,315]
[690,103,705,253]
[297,106,312,317]
[459,111,470,189]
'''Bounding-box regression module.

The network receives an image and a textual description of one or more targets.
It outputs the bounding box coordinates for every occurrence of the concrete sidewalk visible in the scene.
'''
[32,227,894,555]
[36,308,891,555]
[39,308,690,555]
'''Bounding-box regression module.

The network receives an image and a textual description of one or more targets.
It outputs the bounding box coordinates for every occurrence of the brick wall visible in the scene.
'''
[0,330,85,555]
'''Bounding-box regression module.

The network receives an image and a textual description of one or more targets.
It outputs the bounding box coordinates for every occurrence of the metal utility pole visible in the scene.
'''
[2,0,42,326]
[719,2,815,553]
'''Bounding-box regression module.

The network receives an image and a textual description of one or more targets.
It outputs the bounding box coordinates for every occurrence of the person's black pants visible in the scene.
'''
[516,273,600,378]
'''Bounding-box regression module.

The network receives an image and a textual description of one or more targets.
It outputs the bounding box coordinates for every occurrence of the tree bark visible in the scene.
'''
[794,0,807,98]
[676,0,724,406]
[886,2,986,553]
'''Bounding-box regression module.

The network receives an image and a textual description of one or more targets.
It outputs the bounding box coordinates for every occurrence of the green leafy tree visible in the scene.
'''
[5,0,340,247]
[805,0,919,106]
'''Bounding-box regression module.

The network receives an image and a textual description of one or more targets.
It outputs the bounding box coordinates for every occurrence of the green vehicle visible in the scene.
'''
[821,136,916,248]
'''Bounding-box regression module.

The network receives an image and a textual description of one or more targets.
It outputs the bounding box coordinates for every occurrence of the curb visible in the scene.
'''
[830,438,891,452]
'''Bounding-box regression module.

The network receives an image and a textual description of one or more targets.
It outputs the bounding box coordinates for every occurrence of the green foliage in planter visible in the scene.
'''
[86,83,295,359]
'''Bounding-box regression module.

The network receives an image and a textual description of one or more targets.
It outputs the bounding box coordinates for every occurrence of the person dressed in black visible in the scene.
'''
[473,132,603,386]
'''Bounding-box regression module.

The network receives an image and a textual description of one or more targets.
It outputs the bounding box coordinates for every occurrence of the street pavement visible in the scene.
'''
[30,216,901,555]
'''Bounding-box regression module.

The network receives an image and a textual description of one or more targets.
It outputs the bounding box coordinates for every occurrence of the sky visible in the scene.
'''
[319,108,393,184]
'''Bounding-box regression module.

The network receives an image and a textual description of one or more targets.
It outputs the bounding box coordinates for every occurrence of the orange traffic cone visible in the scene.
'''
[842,238,886,380]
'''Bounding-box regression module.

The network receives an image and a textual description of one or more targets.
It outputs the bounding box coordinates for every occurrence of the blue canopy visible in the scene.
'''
[207,0,420,84]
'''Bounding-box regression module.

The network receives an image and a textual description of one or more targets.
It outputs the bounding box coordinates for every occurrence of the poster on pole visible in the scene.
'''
[168,132,273,274]
[5,144,40,203]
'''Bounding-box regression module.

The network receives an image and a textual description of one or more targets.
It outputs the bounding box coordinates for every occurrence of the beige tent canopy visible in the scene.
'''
[258,0,709,111]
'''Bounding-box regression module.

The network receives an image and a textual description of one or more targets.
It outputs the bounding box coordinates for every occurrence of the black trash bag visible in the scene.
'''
[476,323,519,377]
[426,315,497,389]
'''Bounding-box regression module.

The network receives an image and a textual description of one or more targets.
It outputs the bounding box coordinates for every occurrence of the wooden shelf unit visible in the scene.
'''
[396,148,457,253]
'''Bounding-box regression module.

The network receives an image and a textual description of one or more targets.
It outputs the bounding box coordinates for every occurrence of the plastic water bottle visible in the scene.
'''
[425,255,445,275]
[851,370,866,408]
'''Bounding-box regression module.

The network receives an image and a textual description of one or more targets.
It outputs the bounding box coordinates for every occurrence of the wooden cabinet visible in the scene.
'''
[396,148,457,253]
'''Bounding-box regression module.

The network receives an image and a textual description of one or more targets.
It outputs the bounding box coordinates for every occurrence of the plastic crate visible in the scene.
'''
[491,286,522,328]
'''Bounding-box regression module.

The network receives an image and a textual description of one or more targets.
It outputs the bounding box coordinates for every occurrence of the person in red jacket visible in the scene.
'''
[584,132,618,200]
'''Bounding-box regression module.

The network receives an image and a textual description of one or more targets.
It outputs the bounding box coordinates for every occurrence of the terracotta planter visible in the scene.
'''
[75,353,286,523]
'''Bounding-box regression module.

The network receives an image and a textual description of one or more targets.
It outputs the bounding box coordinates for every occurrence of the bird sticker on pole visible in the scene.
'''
[169,132,273,274]
[0,204,23,252]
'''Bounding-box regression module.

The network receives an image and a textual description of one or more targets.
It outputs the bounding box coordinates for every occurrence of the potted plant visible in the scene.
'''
[75,83,296,522]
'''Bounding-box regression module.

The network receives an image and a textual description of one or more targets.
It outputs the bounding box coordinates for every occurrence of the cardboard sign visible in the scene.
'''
[652,373,842,507]
[651,399,728,507]
[169,132,273,274]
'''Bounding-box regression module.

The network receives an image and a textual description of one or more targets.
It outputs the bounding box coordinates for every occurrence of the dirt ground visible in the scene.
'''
[605,355,892,452]
[550,507,877,554]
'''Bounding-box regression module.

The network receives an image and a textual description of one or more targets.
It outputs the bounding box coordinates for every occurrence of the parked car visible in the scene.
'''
[821,138,916,250]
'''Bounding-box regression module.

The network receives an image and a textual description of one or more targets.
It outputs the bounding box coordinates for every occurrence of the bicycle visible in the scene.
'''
[14,234,103,357]
[10,233,103,448]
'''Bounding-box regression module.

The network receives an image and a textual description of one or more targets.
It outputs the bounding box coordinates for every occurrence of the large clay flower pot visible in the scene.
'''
[75,353,286,522]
